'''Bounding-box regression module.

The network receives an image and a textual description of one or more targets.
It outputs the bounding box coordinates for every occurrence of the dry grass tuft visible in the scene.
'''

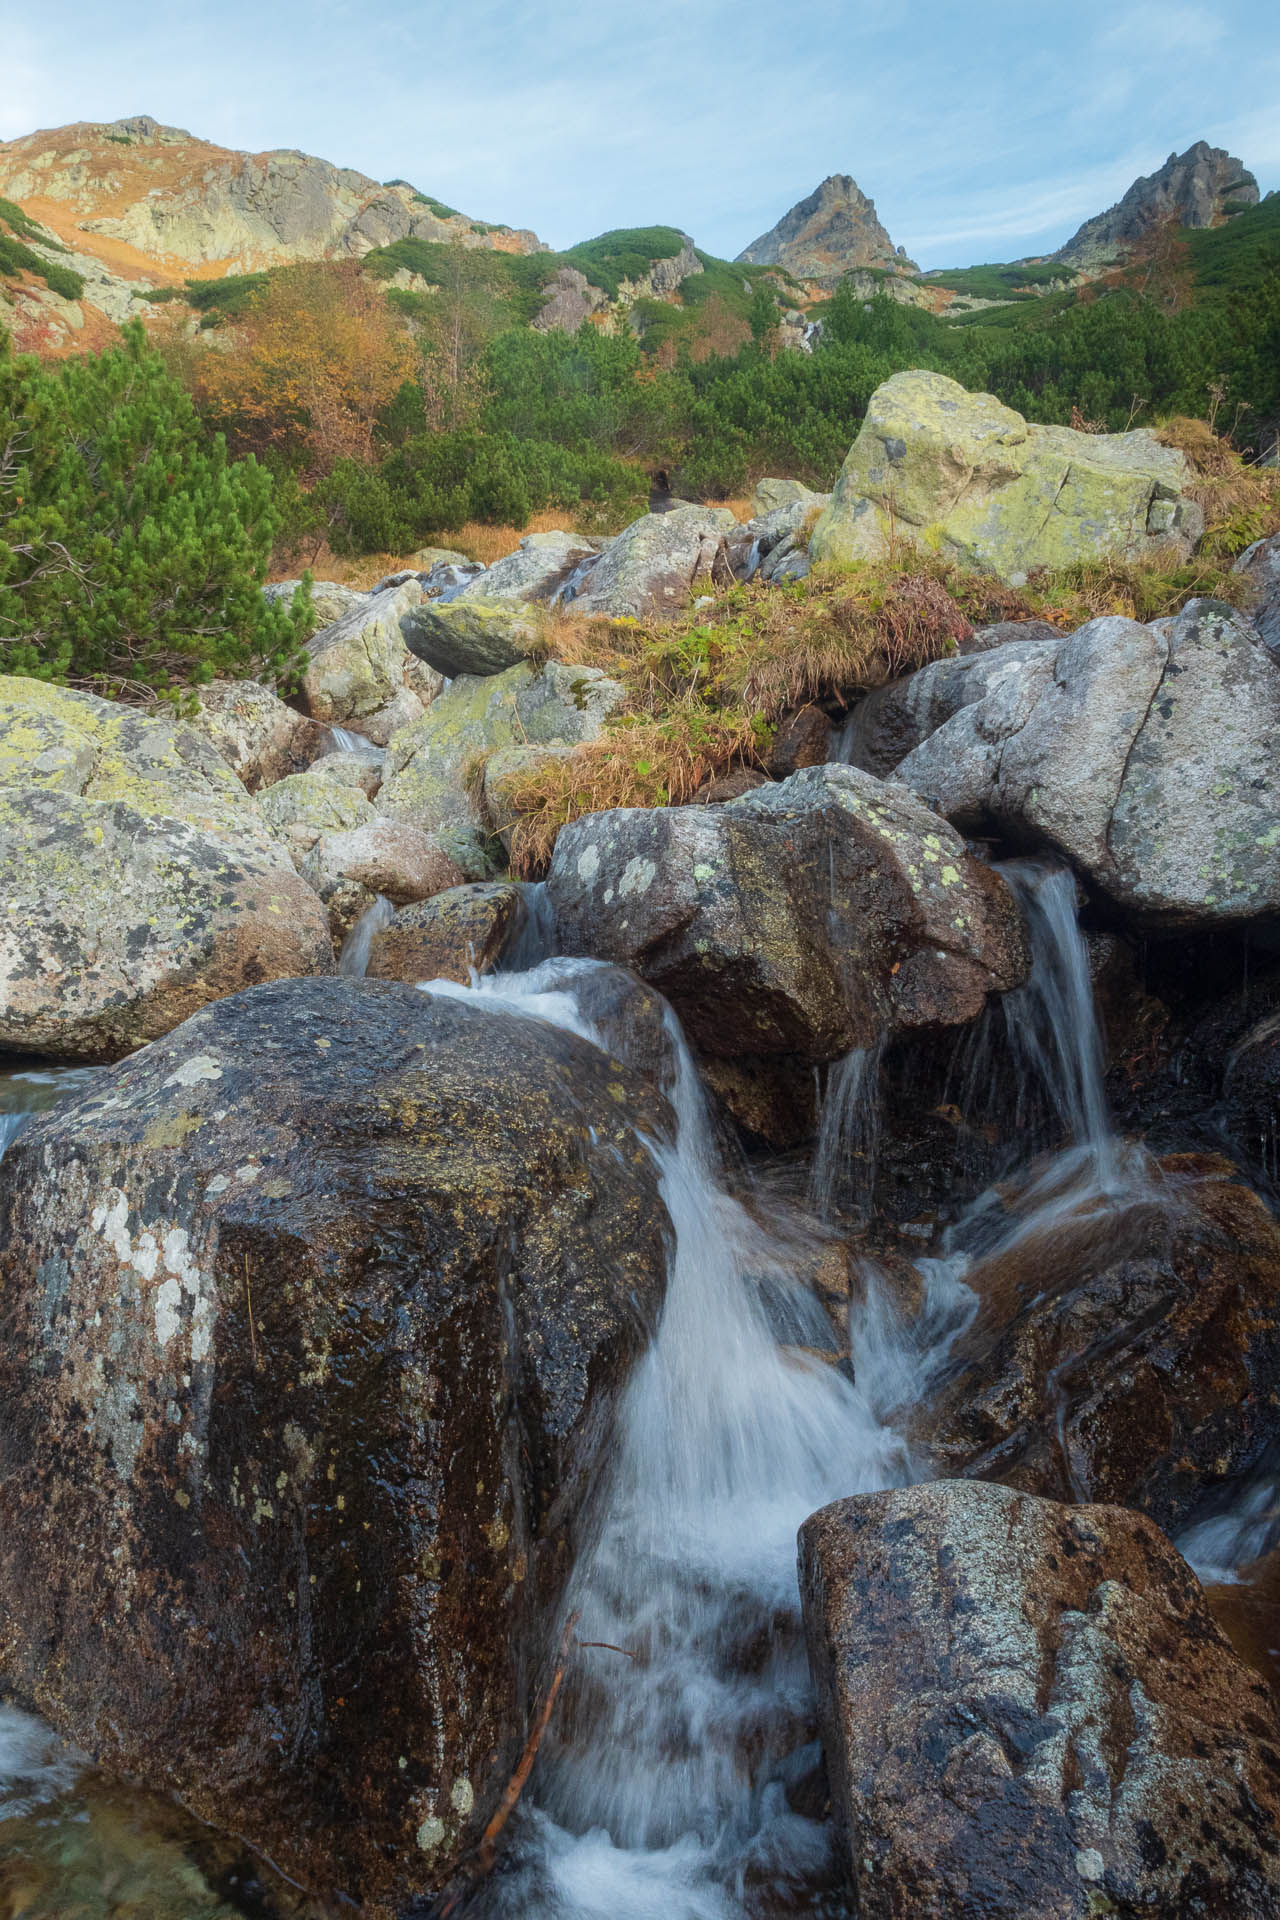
[1155,417,1280,558]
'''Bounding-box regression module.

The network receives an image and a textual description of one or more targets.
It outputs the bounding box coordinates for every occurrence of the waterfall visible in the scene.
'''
[807,1039,884,1222]
[499,882,559,973]
[0,1066,97,1170]
[326,724,379,755]
[338,894,395,978]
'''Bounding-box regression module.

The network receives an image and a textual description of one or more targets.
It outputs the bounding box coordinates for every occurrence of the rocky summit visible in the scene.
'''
[736,172,919,285]
[1056,139,1260,269]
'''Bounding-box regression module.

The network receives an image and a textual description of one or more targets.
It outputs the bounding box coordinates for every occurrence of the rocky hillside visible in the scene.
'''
[736,173,919,287]
[0,114,543,350]
[1055,140,1259,269]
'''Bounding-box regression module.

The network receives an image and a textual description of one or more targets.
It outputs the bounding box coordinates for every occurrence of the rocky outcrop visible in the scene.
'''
[919,1159,1280,1530]
[296,581,443,744]
[810,370,1202,579]
[1056,141,1260,270]
[377,661,625,876]
[0,976,670,1910]
[0,677,332,1058]
[571,505,736,620]
[546,763,1028,1062]
[736,175,918,285]
[532,266,609,333]
[800,1480,1280,1919]
[366,882,525,983]
[895,599,1280,928]
[189,681,329,792]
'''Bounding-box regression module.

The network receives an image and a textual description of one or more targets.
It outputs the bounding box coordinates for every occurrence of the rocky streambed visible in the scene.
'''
[1,382,1280,1919]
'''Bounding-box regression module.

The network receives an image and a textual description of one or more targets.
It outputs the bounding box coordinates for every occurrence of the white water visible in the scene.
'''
[807,1039,884,1223]
[326,724,377,755]
[338,894,396,978]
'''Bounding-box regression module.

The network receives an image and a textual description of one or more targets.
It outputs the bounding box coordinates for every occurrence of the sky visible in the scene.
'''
[1,0,1276,269]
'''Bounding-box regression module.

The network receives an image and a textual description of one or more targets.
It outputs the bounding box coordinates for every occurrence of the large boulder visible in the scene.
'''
[800,1480,1280,1920]
[0,678,333,1059]
[843,628,1060,776]
[377,662,626,877]
[1235,529,1280,660]
[0,977,670,1911]
[450,531,601,606]
[751,478,827,518]
[572,505,737,620]
[919,1158,1280,1531]
[265,578,366,628]
[188,681,329,793]
[297,581,444,744]
[546,763,1028,1062]
[810,370,1203,581]
[895,599,1280,927]
[400,598,551,679]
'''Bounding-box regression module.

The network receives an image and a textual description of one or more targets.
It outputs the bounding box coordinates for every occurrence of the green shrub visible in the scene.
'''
[0,322,309,704]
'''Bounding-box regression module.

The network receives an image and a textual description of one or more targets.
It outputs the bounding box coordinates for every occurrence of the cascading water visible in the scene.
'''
[338,893,396,977]
[807,1039,884,1223]
[326,724,380,756]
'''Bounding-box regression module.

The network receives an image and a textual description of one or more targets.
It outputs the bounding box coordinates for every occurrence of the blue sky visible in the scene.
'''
[2,0,1276,268]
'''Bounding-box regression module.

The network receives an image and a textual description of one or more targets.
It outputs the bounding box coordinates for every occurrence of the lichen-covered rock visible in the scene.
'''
[377,662,625,877]
[309,742,385,798]
[400,597,551,679]
[895,599,1280,927]
[810,370,1203,580]
[751,478,827,518]
[844,629,1060,777]
[800,1479,1280,1920]
[449,531,600,608]
[188,681,329,793]
[0,977,671,1911]
[265,579,366,628]
[546,763,1028,1062]
[919,1158,1280,1531]
[366,882,524,983]
[255,768,374,860]
[1235,529,1280,661]
[0,679,333,1058]
[297,580,444,740]
[572,505,736,620]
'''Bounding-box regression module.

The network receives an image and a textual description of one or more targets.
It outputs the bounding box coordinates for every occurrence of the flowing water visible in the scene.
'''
[337,893,396,977]
[0,859,1239,1916]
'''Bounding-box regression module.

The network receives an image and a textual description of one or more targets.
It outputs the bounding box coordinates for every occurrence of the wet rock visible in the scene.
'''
[767,704,832,778]
[572,505,737,620]
[546,763,1028,1063]
[366,882,524,983]
[896,599,1280,927]
[188,681,330,792]
[920,1159,1280,1530]
[800,1479,1280,1920]
[0,977,671,1910]
[301,820,464,940]
[400,597,551,678]
[377,662,625,877]
[696,1053,818,1146]
[448,531,601,608]
[810,370,1202,579]
[1235,529,1280,661]
[297,580,444,741]
[0,678,333,1059]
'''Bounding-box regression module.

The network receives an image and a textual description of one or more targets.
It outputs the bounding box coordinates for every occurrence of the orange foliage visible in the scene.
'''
[194,261,416,473]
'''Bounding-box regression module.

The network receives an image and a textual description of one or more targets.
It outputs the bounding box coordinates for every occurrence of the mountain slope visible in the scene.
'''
[1055,141,1259,270]
[736,175,918,287]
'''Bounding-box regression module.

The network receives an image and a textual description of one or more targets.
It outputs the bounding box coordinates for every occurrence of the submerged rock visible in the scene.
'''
[0,678,333,1059]
[0,977,670,1910]
[810,370,1202,579]
[800,1479,1280,1918]
[546,763,1028,1062]
[896,599,1280,927]
[920,1159,1280,1530]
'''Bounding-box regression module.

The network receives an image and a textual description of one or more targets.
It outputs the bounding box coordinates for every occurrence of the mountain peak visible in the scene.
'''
[1055,141,1259,268]
[736,174,917,285]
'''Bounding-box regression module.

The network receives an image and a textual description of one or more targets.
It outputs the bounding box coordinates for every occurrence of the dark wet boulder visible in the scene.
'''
[366,881,525,983]
[0,977,670,1911]
[800,1479,1280,1919]
[918,1159,1280,1531]
[546,764,1028,1063]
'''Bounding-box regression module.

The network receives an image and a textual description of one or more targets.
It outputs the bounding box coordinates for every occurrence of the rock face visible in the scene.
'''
[189,681,329,792]
[297,581,444,744]
[377,662,626,876]
[895,599,1280,928]
[546,764,1028,1062]
[1056,141,1260,270]
[572,506,736,620]
[920,1159,1280,1531]
[532,266,609,333]
[0,977,670,1910]
[800,1480,1280,1920]
[736,174,918,284]
[810,371,1201,579]
[0,678,332,1058]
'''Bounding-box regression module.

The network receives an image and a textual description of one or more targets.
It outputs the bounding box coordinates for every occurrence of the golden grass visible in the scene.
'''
[1156,416,1280,558]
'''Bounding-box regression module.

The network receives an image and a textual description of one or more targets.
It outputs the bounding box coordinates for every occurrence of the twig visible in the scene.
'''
[576,1638,637,1659]
[244,1253,259,1370]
